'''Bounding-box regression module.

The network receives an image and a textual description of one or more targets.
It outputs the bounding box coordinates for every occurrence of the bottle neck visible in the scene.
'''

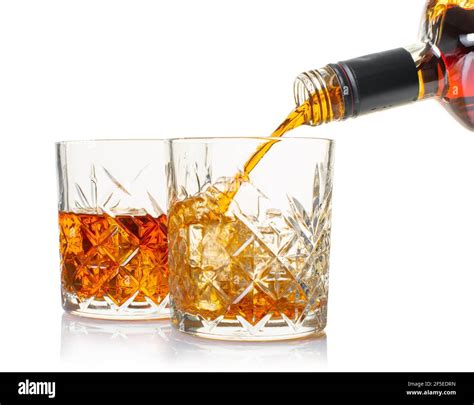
[294,46,436,125]
[293,66,346,125]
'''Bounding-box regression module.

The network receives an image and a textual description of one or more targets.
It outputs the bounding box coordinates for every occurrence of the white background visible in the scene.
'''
[0,0,473,372]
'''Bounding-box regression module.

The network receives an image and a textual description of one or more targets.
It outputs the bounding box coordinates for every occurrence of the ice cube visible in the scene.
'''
[201,226,231,270]
[188,224,203,267]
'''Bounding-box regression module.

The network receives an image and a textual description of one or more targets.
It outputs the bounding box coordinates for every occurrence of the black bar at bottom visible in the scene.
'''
[0,372,472,403]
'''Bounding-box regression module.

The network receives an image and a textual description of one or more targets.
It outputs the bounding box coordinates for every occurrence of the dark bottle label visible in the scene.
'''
[330,48,420,117]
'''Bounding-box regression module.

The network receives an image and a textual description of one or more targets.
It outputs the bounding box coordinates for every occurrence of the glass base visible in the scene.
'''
[62,291,170,320]
[172,309,326,342]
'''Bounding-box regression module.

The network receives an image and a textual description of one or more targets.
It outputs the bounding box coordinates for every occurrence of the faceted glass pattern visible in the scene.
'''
[56,141,169,319]
[166,138,334,340]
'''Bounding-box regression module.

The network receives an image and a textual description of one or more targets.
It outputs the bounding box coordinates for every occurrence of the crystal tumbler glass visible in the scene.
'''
[56,140,169,320]
[166,137,334,340]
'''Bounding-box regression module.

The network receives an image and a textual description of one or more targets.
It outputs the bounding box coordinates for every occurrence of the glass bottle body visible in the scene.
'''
[295,0,474,130]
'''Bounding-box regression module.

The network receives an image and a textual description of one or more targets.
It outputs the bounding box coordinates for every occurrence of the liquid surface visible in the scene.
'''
[59,211,168,306]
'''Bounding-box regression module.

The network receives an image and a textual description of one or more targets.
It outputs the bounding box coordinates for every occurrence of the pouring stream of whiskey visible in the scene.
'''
[216,100,312,213]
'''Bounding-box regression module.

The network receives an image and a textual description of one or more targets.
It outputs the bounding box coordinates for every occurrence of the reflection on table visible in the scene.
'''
[61,313,327,371]
[61,313,172,367]
[166,328,327,371]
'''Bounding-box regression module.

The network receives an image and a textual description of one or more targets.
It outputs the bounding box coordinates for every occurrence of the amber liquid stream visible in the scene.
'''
[215,100,313,213]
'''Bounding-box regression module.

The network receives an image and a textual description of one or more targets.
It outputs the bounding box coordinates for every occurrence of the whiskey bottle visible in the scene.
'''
[294,0,474,131]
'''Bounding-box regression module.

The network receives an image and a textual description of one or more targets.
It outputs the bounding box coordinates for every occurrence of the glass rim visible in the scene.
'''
[56,136,335,146]
[55,139,167,146]
[166,136,335,144]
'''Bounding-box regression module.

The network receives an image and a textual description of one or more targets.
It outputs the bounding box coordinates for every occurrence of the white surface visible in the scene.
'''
[0,0,473,371]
